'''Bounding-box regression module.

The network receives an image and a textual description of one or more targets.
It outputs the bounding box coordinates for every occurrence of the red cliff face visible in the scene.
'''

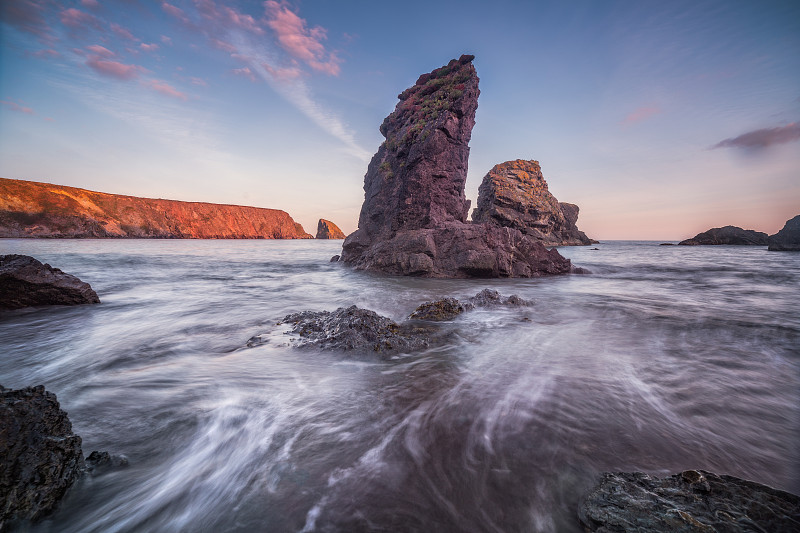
[0,178,312,239]
[316,219,346,239]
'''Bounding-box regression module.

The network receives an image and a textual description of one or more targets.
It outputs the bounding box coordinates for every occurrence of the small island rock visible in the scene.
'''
[316,219,346,239]
[768,214,800,251]
[678,226,768,245]
[472,159,593,245]
[0,255,100,309]
[579,470,800,532]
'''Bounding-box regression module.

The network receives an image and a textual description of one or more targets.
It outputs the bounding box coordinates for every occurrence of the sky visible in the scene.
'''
[1,0,798,240]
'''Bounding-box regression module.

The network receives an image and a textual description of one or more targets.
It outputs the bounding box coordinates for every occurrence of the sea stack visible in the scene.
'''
[678,225,768,245]
[472,159,593,245]
[316,219,346,239]
[341,55,573,278]
[768,215,800,251]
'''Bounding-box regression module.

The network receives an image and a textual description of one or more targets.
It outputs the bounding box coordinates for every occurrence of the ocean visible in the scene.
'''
[1,239,798,532]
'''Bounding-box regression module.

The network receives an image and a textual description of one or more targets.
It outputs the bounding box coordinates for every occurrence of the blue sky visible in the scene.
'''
[1,0,798,239]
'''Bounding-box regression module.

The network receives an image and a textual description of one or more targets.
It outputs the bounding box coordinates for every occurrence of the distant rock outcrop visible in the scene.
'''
[678,225,768,246]
[0,254,100,309]
[0,385,85,528]
[472,159,593,245]
[579,470,800,532]
[341,55,574,278]
[0,177,312,239]
[768,215,800,251]
[316,219,346,239]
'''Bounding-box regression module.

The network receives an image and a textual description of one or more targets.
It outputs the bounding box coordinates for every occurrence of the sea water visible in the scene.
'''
[1,239,798,532]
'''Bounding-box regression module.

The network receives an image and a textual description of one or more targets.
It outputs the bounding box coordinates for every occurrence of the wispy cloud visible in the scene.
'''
[264,0,341,76]
[140,43,159,52]
[143,79,188,100]
[110,22,137,42]
[86,56,145,80]
[1,98,35,114]
[2,0,52,40]
[622,105,661,126]
[712,123,800,150]
[232,66,256,82]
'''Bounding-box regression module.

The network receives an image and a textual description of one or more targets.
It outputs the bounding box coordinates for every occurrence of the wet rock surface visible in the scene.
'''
[678,226,768,246]
[84,451,129,475]
[316,219,346,239]
[768,214,800,251]
[578,470,800,532]
[0,254,100,309]
[0,385,85,529]
[409,289,530,321]
[341,56,574,278]
[472,160,593,245]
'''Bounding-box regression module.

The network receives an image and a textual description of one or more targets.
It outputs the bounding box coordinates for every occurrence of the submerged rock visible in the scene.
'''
[578,470,800,532]
[0,254,100,309]
[409,289,530,321]
[678,226,768,246]
[280,306,431,353]
[84,451,129,475]
[0,385,85,528]
[472,160,593,245]
[341,56,574,278]
[316,219,346,239]
[768,214,800,251]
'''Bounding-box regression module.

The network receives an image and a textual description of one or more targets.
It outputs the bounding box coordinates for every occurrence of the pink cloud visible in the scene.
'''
[60,8,102,31]
[161,35,172,45]
[86,44,114,57]
[144,80,188,100]
[1,99,35,115]
[140,43,160,52]
[161,2,192,26]
[110,22,137,41]
[622,105,661,126]
[29,48,60,59]
[211,38,237,54]
[263,63,302,81]
[221,5,263,34]
[3,0,52,39]
[232,66,256,82]
[190,77,208,86]
[264,1,341,75]
[86,56,144,80]
[80,0,100,8]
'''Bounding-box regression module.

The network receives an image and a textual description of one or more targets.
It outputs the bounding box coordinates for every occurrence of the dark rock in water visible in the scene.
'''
[659,243,675,246]
[678,226,768,246]
[84,451,129,475]
[281,305,430,353]
[409,289,530,321]
[768,214,800,251]
[329,255,340,262]
[0,254,100,309]
[316,219,346,239]
[341,56,575,278]
[0,385,85,528]
[578,470,800,532]
[409,297,466,321]
[472,159,593,246]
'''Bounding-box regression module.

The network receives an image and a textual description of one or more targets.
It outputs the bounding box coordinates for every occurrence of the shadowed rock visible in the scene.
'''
[578,470,800,532]
[409,289,530,321]
[678,226,768,246]
[0,255,100,309]
[768,215,800,251]
[472,160,593,245]
[0,385,85,528]
[316,219,346,239]
[341,56,575,278]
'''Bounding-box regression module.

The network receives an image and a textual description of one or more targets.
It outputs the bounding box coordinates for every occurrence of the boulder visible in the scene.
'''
[578,470,800,532]
[341,56,575,278]
[316,219,346,239]
[409,289,530,321]
[0,255,100,309]
[768,215,800,251]
[0,385,85,528]
[471,160,593,245]
[678,226,768,245]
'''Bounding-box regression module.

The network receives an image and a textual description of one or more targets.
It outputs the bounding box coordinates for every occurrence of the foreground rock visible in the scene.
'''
[472,159,593,245]
[0,385,85,528]
[0,177,312,239]
[341,55,575,278]
[678,226,768,246]
[579,470,800,532]
[768,215,800,251]
[0,255,100,309]
[409,289,530,320]
[316,219,346,239]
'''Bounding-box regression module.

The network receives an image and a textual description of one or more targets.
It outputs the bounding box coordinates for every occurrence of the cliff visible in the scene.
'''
[678,225,768,246]
[0,178,312,239]
[316,219,346,239]
[341,55,574,278]
[472,159,593,245]
[768,215,800,251]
